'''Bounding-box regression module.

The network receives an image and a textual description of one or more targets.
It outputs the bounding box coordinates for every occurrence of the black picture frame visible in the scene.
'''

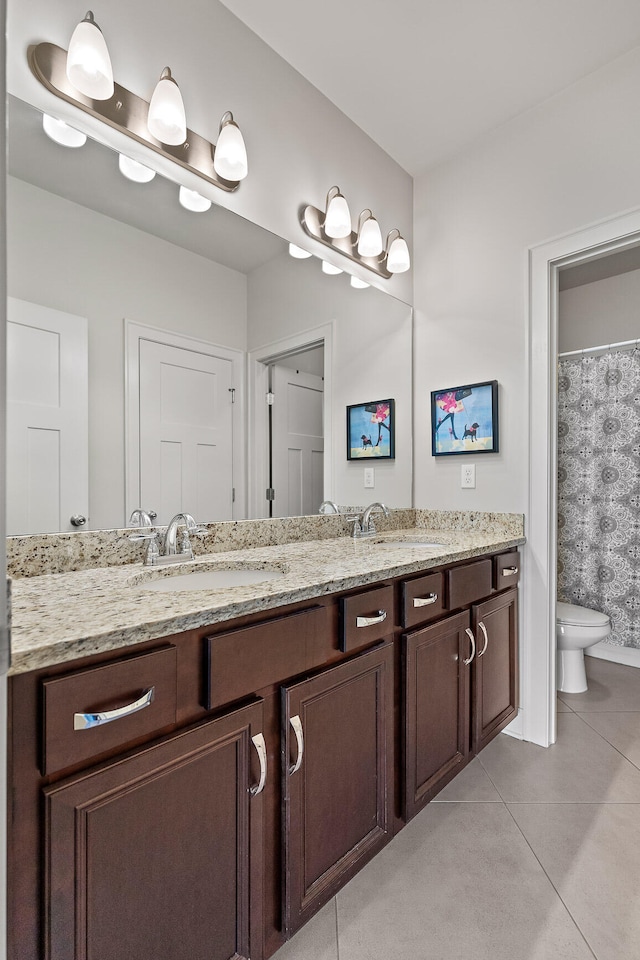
[431,380,499,456]
[346,398,395,460]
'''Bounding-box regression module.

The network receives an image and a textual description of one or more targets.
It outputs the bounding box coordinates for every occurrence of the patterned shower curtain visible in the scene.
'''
[557,347,640,648]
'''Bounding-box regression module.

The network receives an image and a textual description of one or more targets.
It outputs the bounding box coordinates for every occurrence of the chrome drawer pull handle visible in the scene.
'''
[413,593,438,607]
[289,715,304,775]
[463,628,476,665]
[477,621,489,658]
[356,610,387,628]
[502,566,519,577]
[73,687,155,730]
[250,733,267,796]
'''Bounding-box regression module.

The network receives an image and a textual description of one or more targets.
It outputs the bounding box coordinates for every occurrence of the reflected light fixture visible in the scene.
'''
[323,186,352,239]
[289,243,312,259]
[118,154,156,182]
[385,230,411,274]
[356,209,383,257]
[350,276,370,289]
[66,10,114,100]
[322,260,343,275]
[42,113,87,148]
[179,185,212,212]
[213,112,248,181]
[147,67,187,145]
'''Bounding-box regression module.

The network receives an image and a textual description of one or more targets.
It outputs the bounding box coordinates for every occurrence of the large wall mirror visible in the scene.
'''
[6,95,413,534]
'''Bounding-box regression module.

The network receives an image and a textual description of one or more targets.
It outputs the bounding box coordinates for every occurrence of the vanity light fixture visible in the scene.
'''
[179,185,212,213]
[288,243,312,259]
[66,10,114,101]
[350,276,370,289]
[42,112,87,148]
[301,187,410,279]
[118,154,156,183]
[322,260,343,275]
[29,15,248,193]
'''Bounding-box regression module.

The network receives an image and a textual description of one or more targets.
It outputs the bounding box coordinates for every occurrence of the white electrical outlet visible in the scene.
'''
[461,464,476,489]
[364,467,375,489]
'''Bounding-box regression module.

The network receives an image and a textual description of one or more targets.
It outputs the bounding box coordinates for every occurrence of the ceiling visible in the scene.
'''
[220,0,640,175]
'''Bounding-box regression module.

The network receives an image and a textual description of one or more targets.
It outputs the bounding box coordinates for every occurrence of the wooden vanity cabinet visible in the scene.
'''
[471,588,519,753]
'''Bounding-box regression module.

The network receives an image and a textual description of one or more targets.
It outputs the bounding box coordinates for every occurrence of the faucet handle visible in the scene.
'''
[346,516,362,538]
[128,530,158,542]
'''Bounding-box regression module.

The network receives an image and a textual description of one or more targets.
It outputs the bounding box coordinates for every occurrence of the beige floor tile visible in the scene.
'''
[274,899,338,960]
[432,756,502,801]
[479,713,640,802]
[509,803,640,960]
[578,711,640,770]
[336,802,594,960]
[558,696,573,712]
[560,658,640,712]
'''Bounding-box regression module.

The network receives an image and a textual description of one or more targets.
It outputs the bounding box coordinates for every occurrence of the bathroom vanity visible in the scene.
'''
[7,522,522,960]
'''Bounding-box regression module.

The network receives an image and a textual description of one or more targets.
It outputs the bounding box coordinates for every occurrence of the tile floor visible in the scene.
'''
[276,656,640,960]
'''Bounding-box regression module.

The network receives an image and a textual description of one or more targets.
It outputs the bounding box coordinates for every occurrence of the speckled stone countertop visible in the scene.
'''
[8,518,525,675]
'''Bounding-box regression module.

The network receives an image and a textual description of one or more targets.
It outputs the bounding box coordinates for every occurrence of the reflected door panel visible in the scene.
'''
[271,365,323,518]
[6,298,88,535]
[138,339,234,524]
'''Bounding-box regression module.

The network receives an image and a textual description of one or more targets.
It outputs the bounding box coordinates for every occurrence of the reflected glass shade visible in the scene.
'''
[386,235,411,273]
[66,12,114,101]
[42,113,87,148]
[148,69,187,145]
[179,186,212,212]
[324,191,351,239]
[118,154,156,183]
[213,114,248,181]
[350,276,370,289]
[289,243,312,259]
[357,214,383,257]
[322,260,343,275]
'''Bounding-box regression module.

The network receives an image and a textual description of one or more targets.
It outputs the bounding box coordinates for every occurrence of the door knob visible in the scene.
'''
[70,515,87,527]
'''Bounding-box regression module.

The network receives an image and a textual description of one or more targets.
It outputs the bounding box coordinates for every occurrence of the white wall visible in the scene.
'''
[413,45,640,514]
[7,0,413,304]
[248,252,413,508]
[7,177,247,529]
[559,269,640,352]
[0,0,8,954]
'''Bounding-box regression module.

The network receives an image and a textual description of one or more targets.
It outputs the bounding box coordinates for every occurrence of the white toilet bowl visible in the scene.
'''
[556,601,611,693]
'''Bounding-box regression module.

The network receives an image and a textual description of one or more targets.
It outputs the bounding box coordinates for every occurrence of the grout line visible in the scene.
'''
[334,897,340,960]
[575,711,640,773]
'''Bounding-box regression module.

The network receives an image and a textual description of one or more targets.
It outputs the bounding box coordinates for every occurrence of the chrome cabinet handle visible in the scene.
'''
[250,733,267,796]
[463,628,476,665]
[502,566,519,577]
[477,621,489,658]
[289,714,304,775]
[356,610,387,628]
[73,687,155,730]
[413,593,438,607]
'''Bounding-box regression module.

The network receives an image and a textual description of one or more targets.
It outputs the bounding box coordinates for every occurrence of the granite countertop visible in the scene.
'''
[8,526,525,675]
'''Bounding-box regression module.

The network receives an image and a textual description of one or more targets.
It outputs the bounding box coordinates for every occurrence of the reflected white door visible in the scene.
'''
[138,340,234,524]
[6,298,88,535]
[271,365,324,517]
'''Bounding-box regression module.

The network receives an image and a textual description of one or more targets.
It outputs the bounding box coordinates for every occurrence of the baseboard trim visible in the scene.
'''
[586,642,640,669]
[501,708,523,740]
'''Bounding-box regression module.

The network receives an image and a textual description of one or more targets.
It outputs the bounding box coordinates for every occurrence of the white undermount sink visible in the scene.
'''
[132,565,287,593]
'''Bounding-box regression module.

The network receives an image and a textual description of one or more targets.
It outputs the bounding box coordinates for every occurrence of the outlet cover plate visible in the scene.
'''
[461,464,476,489]
[364,467,375,489]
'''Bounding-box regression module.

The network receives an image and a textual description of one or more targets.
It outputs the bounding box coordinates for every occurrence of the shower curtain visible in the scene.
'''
[557,347,640,648]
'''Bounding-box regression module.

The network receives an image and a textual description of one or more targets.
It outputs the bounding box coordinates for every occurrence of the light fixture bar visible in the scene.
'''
[29,41,241,192]
[301,203,393,279]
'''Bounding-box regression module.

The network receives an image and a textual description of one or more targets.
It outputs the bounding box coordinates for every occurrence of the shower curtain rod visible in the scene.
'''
[559,338,640,358]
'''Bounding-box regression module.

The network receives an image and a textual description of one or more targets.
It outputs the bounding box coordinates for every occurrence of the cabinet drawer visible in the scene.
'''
[494,551,520,589]
[41,646,177,775]
[340,585,394,653]
[206,606,327,710]
[401,573,445,629]
[446,559,492,610]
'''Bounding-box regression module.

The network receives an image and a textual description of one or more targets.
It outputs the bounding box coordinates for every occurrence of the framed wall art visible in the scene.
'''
[431,380,499,456]
[347,398,395,460]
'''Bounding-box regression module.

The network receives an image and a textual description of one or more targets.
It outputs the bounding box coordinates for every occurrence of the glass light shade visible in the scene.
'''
[213,115,248,181]
[118,154,156,183]
[148,69,187,145]
[386,235,411,273]
[179,186,212,212]
[42,113,87,148]
[357,215,383,257]
[350,276,370,289]
[66,12,114,100]
[322,260,343,275]
[324,193,352,239]
[289,243,312,259]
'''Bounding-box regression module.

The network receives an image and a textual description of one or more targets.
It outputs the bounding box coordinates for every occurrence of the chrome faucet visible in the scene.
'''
[359,502,390,537]
[163,513,205,559]
[318,500,340,514]
[128,509,160,565]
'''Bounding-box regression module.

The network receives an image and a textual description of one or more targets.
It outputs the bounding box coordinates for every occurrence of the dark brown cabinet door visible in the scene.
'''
[402,610,471,820]
[471,587,519,753]
[282,643,394,936]
[44,701,265,960]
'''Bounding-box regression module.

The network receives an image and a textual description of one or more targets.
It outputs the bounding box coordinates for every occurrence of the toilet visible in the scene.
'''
[556,602,611,693]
